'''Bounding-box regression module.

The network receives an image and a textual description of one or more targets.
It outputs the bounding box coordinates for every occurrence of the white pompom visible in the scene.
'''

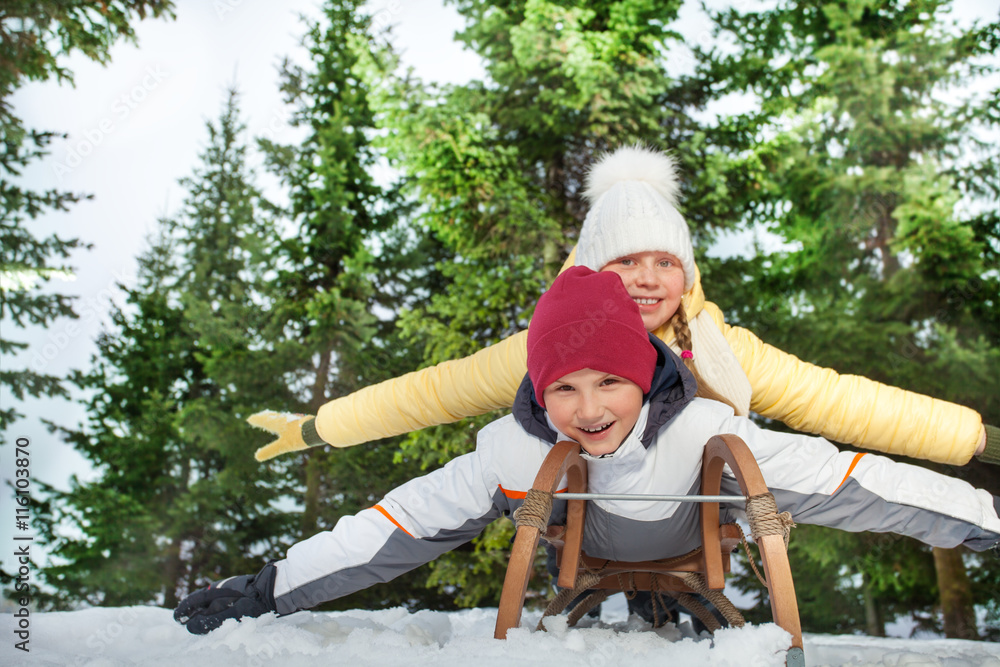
[583,144,680,206]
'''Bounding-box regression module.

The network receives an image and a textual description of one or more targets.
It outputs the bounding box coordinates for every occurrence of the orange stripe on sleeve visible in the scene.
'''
[499,484,526,499]
[834,453,867,493]
[372,504,414,538]
[498,484,569,499]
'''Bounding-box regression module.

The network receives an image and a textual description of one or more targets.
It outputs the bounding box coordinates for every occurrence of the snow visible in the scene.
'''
[3,593,999,667]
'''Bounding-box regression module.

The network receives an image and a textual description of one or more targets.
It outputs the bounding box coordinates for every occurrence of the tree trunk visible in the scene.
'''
[873,204,900,280]
[166,457,191,606]
[301,348,333,537]
[933,546,979,640]
[163,538,182,608]
[862,572,885,637]
[301,451,322,536]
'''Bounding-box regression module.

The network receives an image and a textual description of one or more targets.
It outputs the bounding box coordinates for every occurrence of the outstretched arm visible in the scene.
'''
[250,254,585,460]
[313,330,529,447]
[176,447,502,631]
[272,448,500,614]
[248,331,529,461]
[706,301,991,466]
[714,409,1000,551]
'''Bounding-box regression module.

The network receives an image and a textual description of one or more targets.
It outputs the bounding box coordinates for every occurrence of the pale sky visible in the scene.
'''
[2,0,998,565]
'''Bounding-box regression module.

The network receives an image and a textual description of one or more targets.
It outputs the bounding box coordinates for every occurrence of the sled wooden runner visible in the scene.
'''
[494,434,805,667]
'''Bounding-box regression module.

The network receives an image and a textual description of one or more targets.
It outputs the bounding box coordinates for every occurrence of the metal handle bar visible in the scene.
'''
[555,493,747,504]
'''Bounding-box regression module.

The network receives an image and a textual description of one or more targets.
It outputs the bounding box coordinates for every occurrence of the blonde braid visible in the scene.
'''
[670,306,740,412]
[668,306,694,368]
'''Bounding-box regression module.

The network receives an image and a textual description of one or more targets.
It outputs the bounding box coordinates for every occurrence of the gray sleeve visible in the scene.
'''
[718,413,1000,552]
[273,450,504,615]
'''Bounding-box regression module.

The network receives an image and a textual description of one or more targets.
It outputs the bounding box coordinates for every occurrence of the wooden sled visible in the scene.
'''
[494,434,805,667]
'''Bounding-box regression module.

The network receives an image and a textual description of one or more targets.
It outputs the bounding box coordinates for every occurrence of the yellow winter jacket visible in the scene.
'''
[314,257,984,465]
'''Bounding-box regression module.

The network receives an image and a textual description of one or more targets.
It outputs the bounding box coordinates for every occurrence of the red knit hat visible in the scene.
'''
[527,266,656,407]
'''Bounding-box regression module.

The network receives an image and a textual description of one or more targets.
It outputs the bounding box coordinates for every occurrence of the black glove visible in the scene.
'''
[174,562,278,634]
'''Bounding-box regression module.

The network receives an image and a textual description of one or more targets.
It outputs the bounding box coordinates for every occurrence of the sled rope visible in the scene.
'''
[566,590,609,627]
[734,523,768,588]
[645,573,678,628]
[617,571,638,600]
[537,570,606,630]
[746,492,796,547]
[741,492,796,588]
[513,489,553,533]
[672,590,724,632]
[677,572,746,629]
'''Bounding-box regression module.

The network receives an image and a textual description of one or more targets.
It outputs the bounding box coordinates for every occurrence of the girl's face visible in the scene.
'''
[600,251,686,332]
[542,368,644,457]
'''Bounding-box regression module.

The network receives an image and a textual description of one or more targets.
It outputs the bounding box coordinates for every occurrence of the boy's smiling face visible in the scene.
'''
[542,368,644,456]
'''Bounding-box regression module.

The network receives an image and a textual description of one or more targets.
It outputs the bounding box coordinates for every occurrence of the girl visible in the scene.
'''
[249,145,996,466]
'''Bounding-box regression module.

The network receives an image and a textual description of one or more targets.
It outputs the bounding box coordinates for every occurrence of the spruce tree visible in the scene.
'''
[695,0,1000,637]
[259,0,407,534]
[378,0,699,606]
[37,95,293,609]
[253,0,458,611]
[0,1,174,436]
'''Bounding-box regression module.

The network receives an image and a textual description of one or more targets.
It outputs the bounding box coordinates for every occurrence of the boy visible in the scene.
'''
[175,267,1000,635]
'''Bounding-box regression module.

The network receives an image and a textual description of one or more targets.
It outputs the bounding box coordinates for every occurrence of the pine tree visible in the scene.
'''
[695,0,1000,637]
[377,0,701,606]
[0,1,174,437]
[258,0,411,535]
[36,95,294,609]
[251,0,460,611]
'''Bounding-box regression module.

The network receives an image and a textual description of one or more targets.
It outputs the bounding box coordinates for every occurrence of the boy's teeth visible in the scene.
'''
[634,298,659,305]
[581,423,612,433]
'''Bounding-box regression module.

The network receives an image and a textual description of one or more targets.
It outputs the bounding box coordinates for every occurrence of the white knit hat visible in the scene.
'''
[575,144,754,416]
[575,145,697,291]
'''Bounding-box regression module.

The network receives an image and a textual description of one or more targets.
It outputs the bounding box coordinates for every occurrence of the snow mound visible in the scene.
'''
[2,599,999,667]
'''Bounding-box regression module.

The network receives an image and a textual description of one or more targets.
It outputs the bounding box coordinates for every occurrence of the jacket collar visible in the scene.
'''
[512,335,698,448]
